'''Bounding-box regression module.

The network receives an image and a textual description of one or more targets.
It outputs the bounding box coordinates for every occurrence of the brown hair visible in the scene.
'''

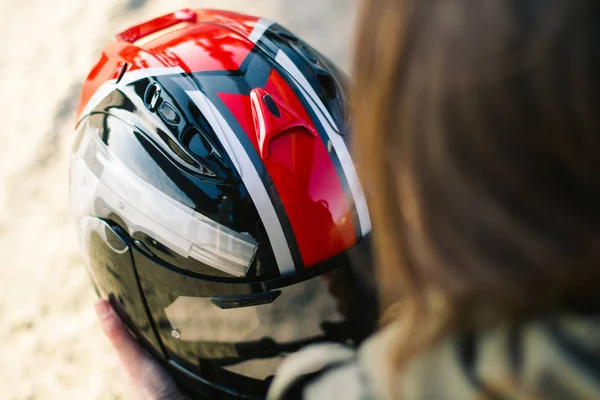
[353,0,600,371]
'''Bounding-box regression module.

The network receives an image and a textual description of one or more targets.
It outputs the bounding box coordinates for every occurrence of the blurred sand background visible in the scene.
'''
[0,1,357,398]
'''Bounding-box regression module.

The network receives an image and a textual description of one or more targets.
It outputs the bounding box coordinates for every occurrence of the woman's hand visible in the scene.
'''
[94,299,190,400]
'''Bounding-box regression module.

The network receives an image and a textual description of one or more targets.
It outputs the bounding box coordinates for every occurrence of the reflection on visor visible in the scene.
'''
[139,255,347,382]
[164,278,343,344]
[129,233,378,397]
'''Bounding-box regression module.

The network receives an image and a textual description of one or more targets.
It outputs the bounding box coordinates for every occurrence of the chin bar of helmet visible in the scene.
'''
[71,129,258,277]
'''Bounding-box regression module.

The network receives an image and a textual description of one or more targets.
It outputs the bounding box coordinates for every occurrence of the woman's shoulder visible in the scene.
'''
[375,314,600,399]
[268,314,600,399]
[266,323,404,400]
[266,322,486,400]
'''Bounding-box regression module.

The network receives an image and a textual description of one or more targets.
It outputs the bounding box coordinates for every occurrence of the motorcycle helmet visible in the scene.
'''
[71,8,375,399]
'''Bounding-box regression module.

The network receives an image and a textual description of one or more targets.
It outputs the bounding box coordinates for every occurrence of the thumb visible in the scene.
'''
[95,299,189,400]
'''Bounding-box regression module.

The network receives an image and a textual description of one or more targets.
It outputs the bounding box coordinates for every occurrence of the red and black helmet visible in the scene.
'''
[71,9,375,399]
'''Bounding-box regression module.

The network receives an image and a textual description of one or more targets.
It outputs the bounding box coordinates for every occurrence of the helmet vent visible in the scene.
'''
[263,95,280,118]
[250,88,318,160]
[144,82,162,111]
[278,32,299,43]
[317,73,337,101]
[158,102,181,125]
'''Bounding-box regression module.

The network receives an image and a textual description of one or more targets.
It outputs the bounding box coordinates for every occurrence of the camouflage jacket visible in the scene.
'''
[267,315,600,399]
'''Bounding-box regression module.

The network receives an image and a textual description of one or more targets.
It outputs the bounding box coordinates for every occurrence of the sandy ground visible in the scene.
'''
[0,1,357,398]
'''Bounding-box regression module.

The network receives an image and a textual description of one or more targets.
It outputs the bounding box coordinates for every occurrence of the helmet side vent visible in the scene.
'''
[262,94,280,118]
[317,73,338,101]
[144,82,162,111]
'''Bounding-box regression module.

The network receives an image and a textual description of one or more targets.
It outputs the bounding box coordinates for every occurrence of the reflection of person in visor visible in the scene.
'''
[73,8,377,399]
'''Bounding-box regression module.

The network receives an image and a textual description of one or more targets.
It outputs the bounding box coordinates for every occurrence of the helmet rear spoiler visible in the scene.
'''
[115,9,197,43]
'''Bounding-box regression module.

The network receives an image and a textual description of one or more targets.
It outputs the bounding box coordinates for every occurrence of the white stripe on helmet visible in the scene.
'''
[186,89,297,276]
[275,51,338,132]
[249,18,274,44]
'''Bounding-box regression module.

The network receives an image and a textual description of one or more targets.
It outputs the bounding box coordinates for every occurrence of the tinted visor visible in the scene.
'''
[131,236,376,398]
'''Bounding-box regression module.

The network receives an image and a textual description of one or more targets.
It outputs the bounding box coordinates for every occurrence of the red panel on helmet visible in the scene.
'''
[140,23,255,73]
[218,70,357,268]
[76,40,173,120]
[77,10,264,120]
